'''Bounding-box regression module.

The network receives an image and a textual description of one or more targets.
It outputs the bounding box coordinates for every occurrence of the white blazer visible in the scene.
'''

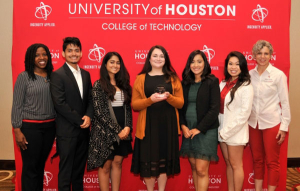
[218,81,254,145]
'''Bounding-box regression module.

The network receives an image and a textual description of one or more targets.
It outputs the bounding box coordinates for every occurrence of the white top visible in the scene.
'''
[218,81,253,144]
[111,91,124,107]
[248,64,291,131]
[66,62,83,99]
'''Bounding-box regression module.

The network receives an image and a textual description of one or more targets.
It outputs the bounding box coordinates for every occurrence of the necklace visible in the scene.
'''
[41,76,49,83]
[34,73,48,83]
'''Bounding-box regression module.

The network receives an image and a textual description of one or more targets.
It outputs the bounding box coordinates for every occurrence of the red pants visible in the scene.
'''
[249,123,281,186]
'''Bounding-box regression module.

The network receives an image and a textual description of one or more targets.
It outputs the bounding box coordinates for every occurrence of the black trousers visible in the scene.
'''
[57,130,89,191]
[20,121,56,191]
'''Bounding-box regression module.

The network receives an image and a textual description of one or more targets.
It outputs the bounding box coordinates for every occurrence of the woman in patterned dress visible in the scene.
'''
[87,52,132,191]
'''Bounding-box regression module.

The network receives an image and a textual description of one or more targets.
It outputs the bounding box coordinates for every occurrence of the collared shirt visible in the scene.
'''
[248,64,291,131]
[66,62,83,99]
[220,78,238,114]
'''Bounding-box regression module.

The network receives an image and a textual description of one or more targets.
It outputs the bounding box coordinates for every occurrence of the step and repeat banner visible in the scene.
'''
[12,0,291,190]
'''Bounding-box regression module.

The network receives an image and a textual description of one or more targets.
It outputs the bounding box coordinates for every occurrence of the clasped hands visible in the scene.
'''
[181,125,200,139]
[150,92,170,103]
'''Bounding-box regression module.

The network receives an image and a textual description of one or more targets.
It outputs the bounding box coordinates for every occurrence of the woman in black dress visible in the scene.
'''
[131,45,184,191]
[179,50,220,191]
[87,52,132,191]
[11,44,56,191]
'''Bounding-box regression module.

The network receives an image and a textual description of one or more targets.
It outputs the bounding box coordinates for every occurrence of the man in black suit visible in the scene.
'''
[50,37,93,191]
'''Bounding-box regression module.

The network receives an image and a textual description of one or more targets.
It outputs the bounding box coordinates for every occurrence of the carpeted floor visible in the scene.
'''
[0,170,15,191]
[0,168,300,190]
[286,168,300,191]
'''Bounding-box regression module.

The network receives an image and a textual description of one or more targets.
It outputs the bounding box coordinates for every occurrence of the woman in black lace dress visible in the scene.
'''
[87,52,132,191]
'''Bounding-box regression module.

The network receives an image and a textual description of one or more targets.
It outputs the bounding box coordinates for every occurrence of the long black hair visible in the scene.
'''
[139,45,178,82]
[224,51,251,106]
[99,52,132,104]
[24,43,53,80]
[182,50,212,85]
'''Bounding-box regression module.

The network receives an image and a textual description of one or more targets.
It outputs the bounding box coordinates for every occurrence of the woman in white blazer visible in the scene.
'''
[219,51,253,191]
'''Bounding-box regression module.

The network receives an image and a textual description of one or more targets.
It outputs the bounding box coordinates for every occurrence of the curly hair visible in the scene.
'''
[24,43,53,80]
[252,40,273,57]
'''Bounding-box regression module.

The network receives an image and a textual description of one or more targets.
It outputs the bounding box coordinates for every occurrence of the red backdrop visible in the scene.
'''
[12,0,291,190]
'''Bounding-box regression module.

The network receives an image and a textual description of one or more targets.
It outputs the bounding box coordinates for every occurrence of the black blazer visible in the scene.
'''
[179,75,220,134]
[50,63,93,137]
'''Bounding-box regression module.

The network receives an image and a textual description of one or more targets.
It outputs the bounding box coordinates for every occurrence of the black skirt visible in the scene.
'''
[104,106,132,162]
[131,74,180,177]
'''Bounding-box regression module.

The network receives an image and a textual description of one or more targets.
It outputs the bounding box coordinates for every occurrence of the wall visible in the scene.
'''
[288,0,300,158]
[0,0,299,160]
[0,0,14,159]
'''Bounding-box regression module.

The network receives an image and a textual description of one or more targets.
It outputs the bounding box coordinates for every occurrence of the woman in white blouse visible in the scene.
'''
[248,40,291,191]
[219,51,253,191]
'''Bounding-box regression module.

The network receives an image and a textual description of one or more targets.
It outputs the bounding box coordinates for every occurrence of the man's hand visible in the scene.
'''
[80,116,91,128]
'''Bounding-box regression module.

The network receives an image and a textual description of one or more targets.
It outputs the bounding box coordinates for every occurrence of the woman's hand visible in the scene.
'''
[118,127,131,140]
[118,130,127,140]
[181,125,191,138]
[276,130,286,145]
[219,132,224,140]
[190,128,200,139]
[163,91,170,98]
[123,126,131,139]
[150,93,167,103]
[14,128,28,150]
